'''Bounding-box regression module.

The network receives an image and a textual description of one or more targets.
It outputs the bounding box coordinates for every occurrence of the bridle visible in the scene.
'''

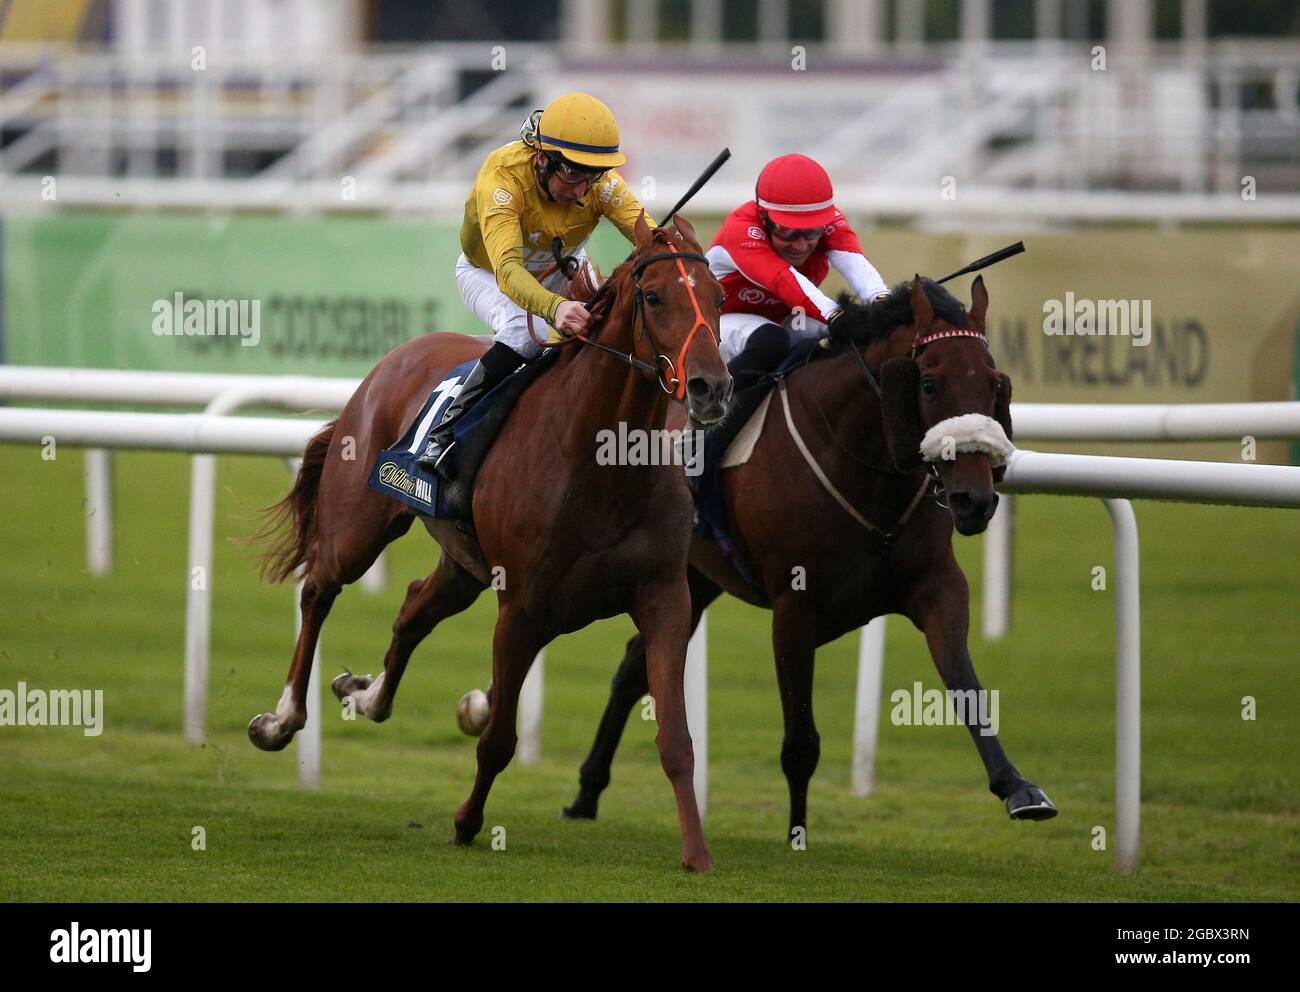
[531,239,717,399]
[630,243,716,398]
[804,317,991,506]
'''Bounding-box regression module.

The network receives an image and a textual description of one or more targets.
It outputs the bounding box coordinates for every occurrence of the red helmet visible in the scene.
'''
[755,154,837,229]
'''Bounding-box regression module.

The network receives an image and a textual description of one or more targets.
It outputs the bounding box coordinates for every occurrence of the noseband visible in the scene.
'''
[810,320,994,503]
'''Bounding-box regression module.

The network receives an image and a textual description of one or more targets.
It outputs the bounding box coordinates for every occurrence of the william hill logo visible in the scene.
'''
[379,461,432,505]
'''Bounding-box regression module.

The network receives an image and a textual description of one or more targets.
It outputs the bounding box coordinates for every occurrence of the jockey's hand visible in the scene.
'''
[554,300,592,338]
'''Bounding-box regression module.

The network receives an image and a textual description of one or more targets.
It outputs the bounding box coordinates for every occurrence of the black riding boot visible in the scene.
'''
[417,341,525,479]
[728,323,790,392]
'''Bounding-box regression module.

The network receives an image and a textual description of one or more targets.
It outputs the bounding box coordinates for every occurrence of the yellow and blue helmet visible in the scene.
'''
[526,92,626,170]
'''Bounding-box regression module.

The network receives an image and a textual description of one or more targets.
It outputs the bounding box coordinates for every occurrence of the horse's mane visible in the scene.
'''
[825,277,968,351]
[563,225,697,333]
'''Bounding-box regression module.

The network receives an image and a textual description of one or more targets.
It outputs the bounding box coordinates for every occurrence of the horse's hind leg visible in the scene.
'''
[248,504,410,752]
[452,606,543,846]
[333,553,487,721]
[771,592,820,843]
[564,569,720,820]
[904,557,1057,820]
[247,572,341,751]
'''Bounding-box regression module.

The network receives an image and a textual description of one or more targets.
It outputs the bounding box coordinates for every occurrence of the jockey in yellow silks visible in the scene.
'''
[419,91,648,476]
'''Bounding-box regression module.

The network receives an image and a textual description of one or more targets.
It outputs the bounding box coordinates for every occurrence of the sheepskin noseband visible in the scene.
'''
[919,414,1014,468]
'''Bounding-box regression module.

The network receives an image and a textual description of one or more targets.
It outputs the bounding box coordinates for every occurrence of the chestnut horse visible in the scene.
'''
[561,275,1057,838]
[248,215,731,872]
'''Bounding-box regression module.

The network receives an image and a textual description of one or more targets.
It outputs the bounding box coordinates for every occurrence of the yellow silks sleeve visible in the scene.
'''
[475,168,566,324]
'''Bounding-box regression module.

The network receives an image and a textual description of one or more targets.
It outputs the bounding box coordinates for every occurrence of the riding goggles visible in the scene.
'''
[546,152,609,184]
[768,223,829,242]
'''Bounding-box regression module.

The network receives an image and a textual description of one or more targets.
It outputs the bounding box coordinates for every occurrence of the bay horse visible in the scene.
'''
[560,274,1057,838]
[248,214,731,872]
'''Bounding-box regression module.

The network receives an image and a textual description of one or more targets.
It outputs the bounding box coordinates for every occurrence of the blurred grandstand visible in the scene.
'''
[1,0,1298,220]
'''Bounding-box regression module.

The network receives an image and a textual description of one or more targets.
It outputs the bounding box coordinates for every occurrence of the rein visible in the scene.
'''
[529,240,715,398]
[778,377,929,545]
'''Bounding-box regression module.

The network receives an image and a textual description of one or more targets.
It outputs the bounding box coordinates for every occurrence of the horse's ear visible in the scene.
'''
[671,213,699,248]
[633,210,653,248]
[969,274,988,330]
[909,275,934,332]
[992,372,1013,483]
[881,357,925,472]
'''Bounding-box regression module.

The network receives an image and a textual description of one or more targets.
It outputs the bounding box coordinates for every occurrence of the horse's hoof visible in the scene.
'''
[330,671,372,703]
[1007,784,1058,820]
[683,850,714,874]
[561,800,597,820]
[247,713,293,752]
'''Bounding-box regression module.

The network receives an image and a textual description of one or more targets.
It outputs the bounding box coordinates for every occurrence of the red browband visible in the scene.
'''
[912,326,987,351]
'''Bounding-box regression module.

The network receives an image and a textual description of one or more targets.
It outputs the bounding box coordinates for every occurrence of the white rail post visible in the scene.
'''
[851,615,888,796]
[84,448,113,575]
[685,612,708,819]
[183,450,216,744]
[518,650,544,766]
[1105,498,1141,874]
[183,387,258,745]
[983,492,1014,640]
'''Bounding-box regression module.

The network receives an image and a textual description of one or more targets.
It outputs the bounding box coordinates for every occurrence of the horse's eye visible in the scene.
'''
[645,292,661,307]
[994,378,1003,393]
[921,378,938,396]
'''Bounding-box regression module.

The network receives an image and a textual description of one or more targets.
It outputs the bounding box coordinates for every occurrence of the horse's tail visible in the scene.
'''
[256,419,335,584]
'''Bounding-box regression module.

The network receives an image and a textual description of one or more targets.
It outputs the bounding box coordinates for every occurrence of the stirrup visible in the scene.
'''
[415,433,455,472]
[430,439,458,481]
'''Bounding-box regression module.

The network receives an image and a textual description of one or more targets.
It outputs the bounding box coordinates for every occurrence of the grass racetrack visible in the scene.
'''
[1,443,1297,902]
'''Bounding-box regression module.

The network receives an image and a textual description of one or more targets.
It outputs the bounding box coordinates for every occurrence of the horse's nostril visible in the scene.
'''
[687,377,711,401]
[949,492,974,516]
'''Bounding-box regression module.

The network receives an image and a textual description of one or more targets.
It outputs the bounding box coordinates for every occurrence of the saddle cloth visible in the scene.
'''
[367,351,554,519]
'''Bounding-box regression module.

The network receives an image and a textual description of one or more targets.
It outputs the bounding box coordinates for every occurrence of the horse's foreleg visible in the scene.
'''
[332,554,487,722]
[565,570,720,820]
[248,575,339,751]
[633,577,713,873]
[771,593,820,842]
[905,558,1058,820]
[452,607,541,846]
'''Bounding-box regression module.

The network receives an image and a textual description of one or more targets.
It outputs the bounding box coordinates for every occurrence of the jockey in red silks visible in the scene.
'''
[707,153,891,389]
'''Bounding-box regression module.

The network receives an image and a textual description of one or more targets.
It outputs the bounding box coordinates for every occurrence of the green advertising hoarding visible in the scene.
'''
[0,211,631,377]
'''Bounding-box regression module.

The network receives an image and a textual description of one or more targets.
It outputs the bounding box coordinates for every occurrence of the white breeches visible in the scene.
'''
[719,310,829,364]
[456,251,592,360]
